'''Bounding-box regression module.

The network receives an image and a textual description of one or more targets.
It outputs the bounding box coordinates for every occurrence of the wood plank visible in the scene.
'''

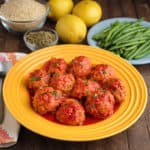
[134,0,150,21]
[128,66,150,150]
[136,65,150,77]
[0,38,5,52]
[144,74,150,140]
[44,138,65,150]
[139,73,150,142]
[0,0,4,5]
[144,75,150,141]
[104,132,129,150]
[127,115,150,150]
[0,25,7,37]
[107,0,123,17]
[98,0,109,19]
[4,38,20,52]
[2,30,30,53]
[62,142,86,150]
[19,38,31,53]
[8,127,66,150]
[86,140,105,150]
[148,0,150,7]
[120,0,137,17]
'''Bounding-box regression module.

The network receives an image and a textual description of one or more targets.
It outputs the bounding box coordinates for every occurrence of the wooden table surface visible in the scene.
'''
[0,0,150,150]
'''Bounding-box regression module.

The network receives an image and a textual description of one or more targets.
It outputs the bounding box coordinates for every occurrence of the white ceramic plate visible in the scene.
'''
[87,17,150,65]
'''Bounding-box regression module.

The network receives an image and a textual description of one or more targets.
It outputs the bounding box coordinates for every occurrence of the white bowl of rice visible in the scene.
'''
[0,0,50,33]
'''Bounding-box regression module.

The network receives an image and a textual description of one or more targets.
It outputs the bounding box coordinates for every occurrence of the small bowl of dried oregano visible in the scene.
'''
[23,28,59,51]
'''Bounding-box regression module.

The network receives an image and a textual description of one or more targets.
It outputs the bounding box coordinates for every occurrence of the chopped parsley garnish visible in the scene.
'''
[64,103,68,107]
[93,93,98,99]
[90,79,95,82]
[83,80,88,85]
[31,76,41,81]
[53,73,60,77]
[53,61,59,67]
[40,92,48,96]
[102,70,107,75]
[52,90,60,97]
[91,104,96,108]
[100,89,106,93]
[31,76,37,81]
[80,62,84,67]
[85,89,89,95]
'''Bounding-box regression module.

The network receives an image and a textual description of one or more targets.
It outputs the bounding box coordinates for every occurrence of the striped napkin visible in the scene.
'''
[0,52,26,148]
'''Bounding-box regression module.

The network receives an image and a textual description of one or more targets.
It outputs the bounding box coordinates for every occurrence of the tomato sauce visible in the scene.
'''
[28,56,125,126]
[42,103,120,125]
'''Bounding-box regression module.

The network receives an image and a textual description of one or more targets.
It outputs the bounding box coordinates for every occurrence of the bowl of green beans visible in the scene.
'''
[87,17,150,65]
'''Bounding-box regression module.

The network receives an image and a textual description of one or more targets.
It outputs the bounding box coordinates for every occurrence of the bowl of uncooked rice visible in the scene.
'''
[0,0,49,33]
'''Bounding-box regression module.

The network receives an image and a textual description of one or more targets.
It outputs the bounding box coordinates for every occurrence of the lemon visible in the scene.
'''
[48,0,74,21]
[56,14,87,43]
[72,0,102,27]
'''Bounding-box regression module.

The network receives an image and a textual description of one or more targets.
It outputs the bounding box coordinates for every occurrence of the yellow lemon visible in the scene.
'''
[48,0,74,21]
[56,14,87,43]
[72,0,102,27]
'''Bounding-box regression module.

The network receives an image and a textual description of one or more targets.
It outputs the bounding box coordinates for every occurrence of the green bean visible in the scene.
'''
[127,41,150,59]
[112,50,120,56]
[111,22,131,39]
[119,49,124,54]
[123,45,138,51]
[123,47,137,55]
[134,50,150,59]
[121,45,138,58]
[134,42,150,57]
[110,40,146,51]
[115,20,142,35]
[92,18,150,60]
[97,40,102,46]
[105,22,122,42]
[144,28,150,34]
[121,25,144,33]
[124,47,139,59]
[117,36,150,45]
[113,28,145,44]
[103,41,112,48]
[92,28,110,40]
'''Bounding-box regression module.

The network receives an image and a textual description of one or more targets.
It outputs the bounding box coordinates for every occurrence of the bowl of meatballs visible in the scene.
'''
[28,56,126,126]
[3,45,147,141]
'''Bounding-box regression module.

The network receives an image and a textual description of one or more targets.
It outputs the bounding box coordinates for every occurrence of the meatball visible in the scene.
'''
[103,78,126,103]
[71,78,101,99]
[91,64,116,82]
[85,90,115,119]
[69,56,92,78]
[43,57,68,74]
[28,69,50,91]
[50,73,75,93]
[32,87,63,115]
[56,99,85,125]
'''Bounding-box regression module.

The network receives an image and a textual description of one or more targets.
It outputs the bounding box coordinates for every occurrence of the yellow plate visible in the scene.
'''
[3,45,148,141]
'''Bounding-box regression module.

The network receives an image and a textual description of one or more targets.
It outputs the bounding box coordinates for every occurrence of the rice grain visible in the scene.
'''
[0,0,46,21]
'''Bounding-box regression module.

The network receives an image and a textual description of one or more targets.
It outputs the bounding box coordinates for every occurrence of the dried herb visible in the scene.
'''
[83,80,88,85]
[26,31,56,48]
[52,90,60,97]
[102,70,107,75]
[31,76,41,81]
[93,93,98,99]
[53,61,59,67]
